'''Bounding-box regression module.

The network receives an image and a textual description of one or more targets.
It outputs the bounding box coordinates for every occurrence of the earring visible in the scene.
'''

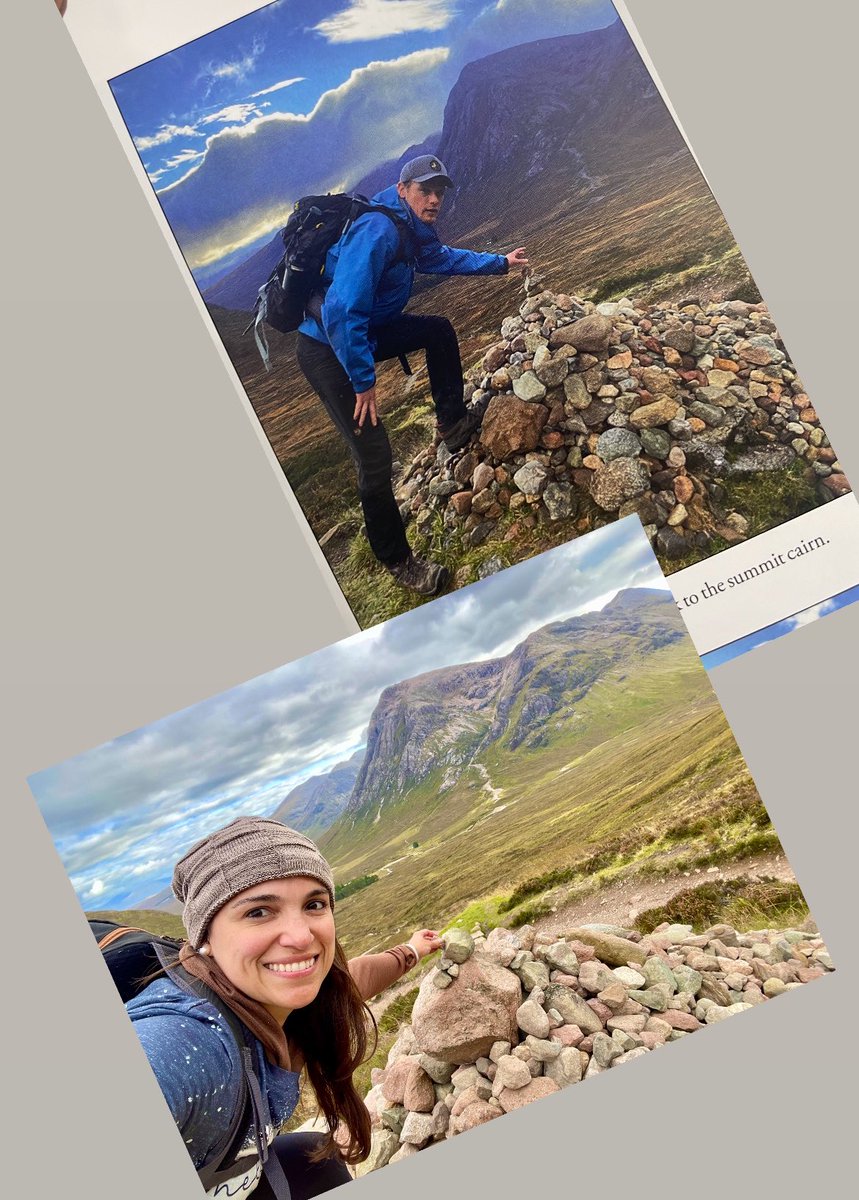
[198,942,211,956]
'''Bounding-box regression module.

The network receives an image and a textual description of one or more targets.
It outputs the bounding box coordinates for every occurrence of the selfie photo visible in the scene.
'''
[29,520,832,1196]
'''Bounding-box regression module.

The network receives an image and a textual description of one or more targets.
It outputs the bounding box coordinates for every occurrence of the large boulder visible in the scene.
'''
[497,1076,560,1113]
[354,1129,399,1177]
[411,956,522,1064]
[565,928,648,967]
[543,984,604,1035]
[549,313,613,354]
[479,394,548,458]
[628,397,680,429]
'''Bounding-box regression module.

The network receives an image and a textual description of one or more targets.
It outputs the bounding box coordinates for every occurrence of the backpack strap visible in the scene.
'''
[240,1044,292,1200]
[97,924,146,950]
[152,946,292,1198]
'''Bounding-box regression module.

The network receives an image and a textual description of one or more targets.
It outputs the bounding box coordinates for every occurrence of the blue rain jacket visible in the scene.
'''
[298,184,508,392]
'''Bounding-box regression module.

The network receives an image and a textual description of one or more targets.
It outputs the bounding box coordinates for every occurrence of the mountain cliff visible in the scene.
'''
[320,588,687,869]
[432,21,678,242]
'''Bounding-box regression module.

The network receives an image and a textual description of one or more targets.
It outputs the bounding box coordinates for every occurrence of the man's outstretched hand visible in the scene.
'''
[354,386,378,429]
[506,247,529,271]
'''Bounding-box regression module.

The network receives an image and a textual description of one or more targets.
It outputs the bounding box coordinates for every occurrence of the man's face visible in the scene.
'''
[397,179,448,224]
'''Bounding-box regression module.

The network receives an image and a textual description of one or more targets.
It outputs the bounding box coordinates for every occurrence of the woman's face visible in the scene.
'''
[207,875,336,1024]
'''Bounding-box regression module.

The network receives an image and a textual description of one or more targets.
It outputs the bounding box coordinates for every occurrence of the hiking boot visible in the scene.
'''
[386,552,449,596]
[438,403,486,453]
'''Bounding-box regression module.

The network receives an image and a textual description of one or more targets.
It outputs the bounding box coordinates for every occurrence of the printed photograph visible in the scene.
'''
[29,519,832,1196]
[105,0,853,630]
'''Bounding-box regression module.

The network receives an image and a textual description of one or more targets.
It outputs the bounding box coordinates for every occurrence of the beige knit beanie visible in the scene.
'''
[172,816,335,948]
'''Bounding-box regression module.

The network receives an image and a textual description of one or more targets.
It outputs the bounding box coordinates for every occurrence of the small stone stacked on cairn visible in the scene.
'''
[394,290,848,567]
[356,920,832,1174]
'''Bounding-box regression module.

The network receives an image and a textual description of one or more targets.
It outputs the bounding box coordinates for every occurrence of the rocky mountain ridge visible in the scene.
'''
[336,588,681,831]
[434,21,671,240]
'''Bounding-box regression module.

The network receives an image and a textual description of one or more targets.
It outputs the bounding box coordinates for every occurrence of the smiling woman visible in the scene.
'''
[126,816,442,1198]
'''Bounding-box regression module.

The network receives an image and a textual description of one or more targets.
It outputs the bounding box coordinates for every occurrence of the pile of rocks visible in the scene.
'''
[357,919,832,1173]
[395,285,849,566]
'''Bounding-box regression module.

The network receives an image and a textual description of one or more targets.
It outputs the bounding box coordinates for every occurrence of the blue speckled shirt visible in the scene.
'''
[126,948,411,1195]
[127,977,301,1181]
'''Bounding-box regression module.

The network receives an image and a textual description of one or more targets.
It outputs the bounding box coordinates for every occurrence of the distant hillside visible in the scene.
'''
[435,21,674,241]
[134,884,182,913]
[203,230,283,312]
[87,909,186,939]
[271,748,364,838]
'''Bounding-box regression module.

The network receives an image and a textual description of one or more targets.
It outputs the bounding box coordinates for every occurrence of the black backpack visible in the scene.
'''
[91,919,292,1199]
[247,192,411,370]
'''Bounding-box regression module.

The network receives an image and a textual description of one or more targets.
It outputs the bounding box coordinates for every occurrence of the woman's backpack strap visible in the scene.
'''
[152,947,291,1196]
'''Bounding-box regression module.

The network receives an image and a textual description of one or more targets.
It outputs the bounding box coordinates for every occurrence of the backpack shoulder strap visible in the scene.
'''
[351,199,414,266]
[154,948,290,1198]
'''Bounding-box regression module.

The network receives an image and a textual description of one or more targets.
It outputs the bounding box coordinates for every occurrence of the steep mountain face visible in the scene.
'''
[337,589,683,830]
[270,749,364,838]
[202,21,678,313]
[434,21,677,239]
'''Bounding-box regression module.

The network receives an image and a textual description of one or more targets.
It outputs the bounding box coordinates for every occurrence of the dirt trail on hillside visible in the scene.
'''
[534,851,796,938]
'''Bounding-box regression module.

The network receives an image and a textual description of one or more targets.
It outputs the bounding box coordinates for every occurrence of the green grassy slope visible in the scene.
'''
[87,910,187,939]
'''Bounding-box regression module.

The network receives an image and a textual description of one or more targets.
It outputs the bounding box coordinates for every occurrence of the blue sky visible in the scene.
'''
[110,0,616,282]
[29,518,664,912]
[702,584,859,670]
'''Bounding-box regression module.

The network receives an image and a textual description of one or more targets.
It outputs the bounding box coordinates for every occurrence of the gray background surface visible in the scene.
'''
[3,1,855,1195]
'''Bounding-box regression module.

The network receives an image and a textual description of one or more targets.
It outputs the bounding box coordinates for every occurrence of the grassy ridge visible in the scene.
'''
[87,909,187,939]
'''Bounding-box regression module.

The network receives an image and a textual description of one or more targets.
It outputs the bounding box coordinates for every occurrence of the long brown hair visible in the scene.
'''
[176,938,376,1164]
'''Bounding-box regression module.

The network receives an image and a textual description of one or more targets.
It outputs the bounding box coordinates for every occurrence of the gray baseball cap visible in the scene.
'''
[399,154,454,188]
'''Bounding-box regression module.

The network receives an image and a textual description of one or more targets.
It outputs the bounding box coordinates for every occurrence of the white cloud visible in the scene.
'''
[129,858,169,876]
[134,122,202,152]
[201,37,266,86]
[314,0,457,43]
[164,148,206,168]
[250,77,305,97]
[200,102,270,126]
[788,598,838,631]
[158,47,450,270]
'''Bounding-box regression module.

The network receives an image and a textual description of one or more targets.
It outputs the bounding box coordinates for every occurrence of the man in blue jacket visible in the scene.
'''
[296,154,528,597]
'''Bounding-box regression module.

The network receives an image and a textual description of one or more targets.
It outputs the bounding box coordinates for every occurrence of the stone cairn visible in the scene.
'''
[395,282,849,569]
[356,920,832,1174]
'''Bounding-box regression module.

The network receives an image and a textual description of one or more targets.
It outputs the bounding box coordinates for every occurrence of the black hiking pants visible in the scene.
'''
[254,1132,352,1200]
[296,313,467,565]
